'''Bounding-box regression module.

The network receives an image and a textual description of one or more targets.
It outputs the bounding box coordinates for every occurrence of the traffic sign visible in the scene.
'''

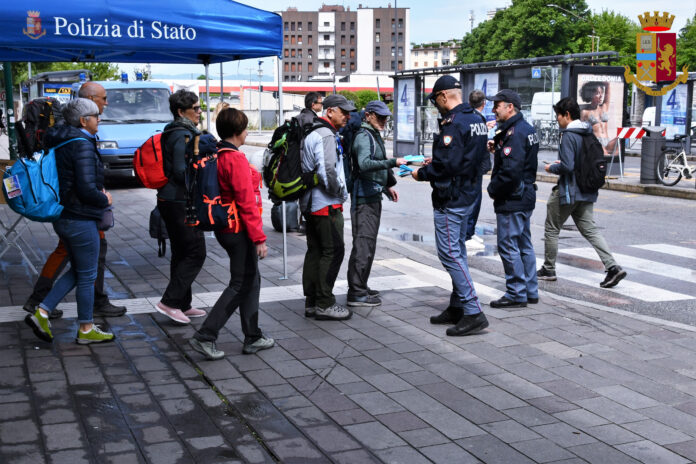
[532,68,542,79]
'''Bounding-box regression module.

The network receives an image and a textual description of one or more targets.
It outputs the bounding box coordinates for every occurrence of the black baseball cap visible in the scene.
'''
[323,94,356,112]
[486,89,522,110]
[428,75,462,102]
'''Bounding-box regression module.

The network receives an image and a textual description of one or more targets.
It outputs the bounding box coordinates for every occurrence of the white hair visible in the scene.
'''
[63,98,99,128]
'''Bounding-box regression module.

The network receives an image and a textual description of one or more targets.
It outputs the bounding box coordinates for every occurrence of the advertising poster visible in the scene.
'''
[660,84,688,139]
[474,72,499,124]
[396,78,415,142]
[42,83,73,103]
[577,73,624,154]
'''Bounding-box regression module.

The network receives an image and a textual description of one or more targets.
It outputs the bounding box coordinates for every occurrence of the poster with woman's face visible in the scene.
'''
[577,74,624,154]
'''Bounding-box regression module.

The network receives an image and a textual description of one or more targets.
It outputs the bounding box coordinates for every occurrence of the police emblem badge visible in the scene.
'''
[503,147,512,156]
[443,135,453,146]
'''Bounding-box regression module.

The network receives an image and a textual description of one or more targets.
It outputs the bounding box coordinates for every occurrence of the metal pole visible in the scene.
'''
[278,57,284,124]
[204,63,211,132]
[376,76,381,101]
[258,60,263,132]
[393,0,398,73]
[280,201,288,280]
[220,62,224,103]
[3,62,18,160]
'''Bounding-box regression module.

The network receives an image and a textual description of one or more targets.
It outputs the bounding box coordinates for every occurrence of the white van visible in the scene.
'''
[531,92,558,126]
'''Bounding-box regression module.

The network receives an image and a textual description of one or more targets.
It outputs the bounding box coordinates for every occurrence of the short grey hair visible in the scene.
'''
[63,98,99,128]
[469,89,486,109]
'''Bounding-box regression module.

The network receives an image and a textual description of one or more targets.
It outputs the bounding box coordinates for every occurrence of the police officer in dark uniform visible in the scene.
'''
[486,89,539,308]
[411,75,490,336]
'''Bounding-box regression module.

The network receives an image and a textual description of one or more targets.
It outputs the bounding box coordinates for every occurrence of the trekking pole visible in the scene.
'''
[279,200,288,280]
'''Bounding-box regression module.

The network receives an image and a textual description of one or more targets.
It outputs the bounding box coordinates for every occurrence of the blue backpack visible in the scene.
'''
[2,138,85,222]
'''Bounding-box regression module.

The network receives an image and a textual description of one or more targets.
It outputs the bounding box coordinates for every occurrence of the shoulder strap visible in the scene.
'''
[52,137,89,150]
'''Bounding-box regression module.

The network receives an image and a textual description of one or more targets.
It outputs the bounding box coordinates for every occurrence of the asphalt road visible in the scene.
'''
[244,144,696,328]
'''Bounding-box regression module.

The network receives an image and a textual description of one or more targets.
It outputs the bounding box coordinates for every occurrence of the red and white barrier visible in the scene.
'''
[616,127,666,138]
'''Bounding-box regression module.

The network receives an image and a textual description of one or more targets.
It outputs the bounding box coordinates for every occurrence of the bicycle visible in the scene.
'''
[656,134,695,186]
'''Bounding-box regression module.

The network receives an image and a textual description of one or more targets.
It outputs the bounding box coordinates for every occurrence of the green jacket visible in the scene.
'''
[351,122,396,203]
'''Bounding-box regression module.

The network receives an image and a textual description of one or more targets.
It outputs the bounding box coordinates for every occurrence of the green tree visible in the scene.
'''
[592,10,641,70]
[337,90,359,107]
[355,89,379,110]
[11,61,119,85]
[457,0,593,64]
[677,13,696,70]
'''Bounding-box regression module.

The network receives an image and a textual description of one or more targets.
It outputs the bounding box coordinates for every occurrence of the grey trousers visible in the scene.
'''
[347,201,381,298]
[542,188,617,272]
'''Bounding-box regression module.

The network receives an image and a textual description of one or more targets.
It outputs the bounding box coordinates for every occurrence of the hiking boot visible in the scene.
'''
[242,336,275,355]
[347,295,382,307]
[184,307,207,318]
[156,302,191,324]
[93,302,127,317]
[600,266,627,288]
[24,301,62,320]
[76,325,115,345]
[367,288,380,297]
[446,312,489,336]
[189,338,225,360]
[314,303,352,321]
[537,267,557,281]
[430,306,463,325]
[490,297,527,308]
[24,309,53,342]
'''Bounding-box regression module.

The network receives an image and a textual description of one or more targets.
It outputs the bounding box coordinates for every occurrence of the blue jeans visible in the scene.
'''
[496,211,538,302]
[40,218,99,323]
[433,206,482,316]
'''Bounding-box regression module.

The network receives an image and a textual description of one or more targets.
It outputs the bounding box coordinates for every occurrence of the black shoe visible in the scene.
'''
[489,297,527,308]
[600,266,627,288]
[23,301,62,320]
[367,288,380,297]
[446,313,489,336]
[528,297,539,304]
[430,306,463,325]
[347,295,382,307]
[537,267,557,281]
[93,302,127,317]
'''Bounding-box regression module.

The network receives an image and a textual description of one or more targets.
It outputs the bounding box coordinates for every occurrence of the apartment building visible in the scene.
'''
[410,40,461,70]
[280,4,409,82]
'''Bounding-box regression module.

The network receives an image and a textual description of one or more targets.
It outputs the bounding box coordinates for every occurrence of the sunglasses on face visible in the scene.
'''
[190,105,202,112]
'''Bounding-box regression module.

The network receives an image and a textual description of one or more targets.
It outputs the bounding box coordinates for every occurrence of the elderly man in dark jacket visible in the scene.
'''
[25,98,115,345]
[538,97,626,288]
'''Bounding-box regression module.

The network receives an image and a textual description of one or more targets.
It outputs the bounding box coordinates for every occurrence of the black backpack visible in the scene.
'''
[149,206,168,257]
[263,117,318,202]
[18,97,63,157]
[575,133,607,193]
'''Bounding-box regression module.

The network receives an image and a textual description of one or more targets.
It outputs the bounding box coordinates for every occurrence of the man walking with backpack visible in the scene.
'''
[537,97,627,288]
[346,100,406,307]
[301,94,355,321]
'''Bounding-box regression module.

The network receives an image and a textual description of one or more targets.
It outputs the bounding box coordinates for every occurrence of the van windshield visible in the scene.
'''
[101,88,173,124]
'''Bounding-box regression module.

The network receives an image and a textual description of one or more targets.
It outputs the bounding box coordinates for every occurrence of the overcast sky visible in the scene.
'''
[131,0,695,79]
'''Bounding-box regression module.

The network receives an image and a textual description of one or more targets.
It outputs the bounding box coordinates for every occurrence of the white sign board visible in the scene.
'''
[396,78,415,142]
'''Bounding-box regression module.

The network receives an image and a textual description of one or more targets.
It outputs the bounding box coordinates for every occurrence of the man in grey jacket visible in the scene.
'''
[537,97,627,288]
[301,94,355,320]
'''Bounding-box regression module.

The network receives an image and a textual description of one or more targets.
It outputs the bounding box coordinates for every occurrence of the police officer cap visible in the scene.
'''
[323,94,357,112]
[486,89,522,110]
[364,100,392,117]
[428,75,461,102]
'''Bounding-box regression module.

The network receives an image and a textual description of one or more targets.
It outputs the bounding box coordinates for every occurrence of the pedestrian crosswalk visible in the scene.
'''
[485,243,695,303]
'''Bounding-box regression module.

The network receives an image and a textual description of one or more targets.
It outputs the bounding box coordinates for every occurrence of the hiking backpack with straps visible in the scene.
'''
[17,97,63,157]
[262,117,318,202]
[575,133,607,193]
[133,128,187,189]
[2,138,86,222]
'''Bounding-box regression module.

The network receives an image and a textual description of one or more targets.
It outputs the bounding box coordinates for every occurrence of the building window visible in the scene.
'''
[350,63,355,71]
[324,62,330,68]
[341,62,346,72]
[341,35,346,45]
[308,36,313,45]
[375,46,380,56]
[291,63,296,72]
[350,49,355,58]
[308,48,313,58]
[434,61,438,67]
[424,61,428,67]
[341,22,346,31]
[391,18,395,28]
[414,61,418,67]
[284,62,289,72]
[434,51,438,58]
[308,62,313,72]
[284,49,289,57]
[398,47,403,56]
[350,35,355,45]
[398,32,403,41]
[291,75,295,81]
[415,51,419,57]
[399,18,403,28]
[375,33,380,43]
[308,21,313,31]
[284,21,288,30]
[398,60,403,70]
[290,36,295,45]
[298,50,303,58]
[443,59,450,65]
[391,46,395,57]
[324,21,329,27]
[299,63,302,72]
[284,75,289,81]
[298,22,302,31]
[375,18,380,28]
[284,35,289,43]
[350,22,355,32]
[291,49,296,57]
[298,36,302,45]
[323,34,330,41]
[341,49,346,58]
[375,61,381,70]
[291,22,295,32]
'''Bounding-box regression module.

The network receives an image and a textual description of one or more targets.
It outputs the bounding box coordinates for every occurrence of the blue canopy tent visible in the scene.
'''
[0,0,283,130]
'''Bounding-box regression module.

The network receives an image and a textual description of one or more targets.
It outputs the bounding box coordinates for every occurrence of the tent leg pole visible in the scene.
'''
[205,63,211,132]
[280,201,288,280]
[278,57,284,124]
[220,62,224,104]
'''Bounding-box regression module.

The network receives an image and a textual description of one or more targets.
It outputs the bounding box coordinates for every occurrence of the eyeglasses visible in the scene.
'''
[190,105,202,112]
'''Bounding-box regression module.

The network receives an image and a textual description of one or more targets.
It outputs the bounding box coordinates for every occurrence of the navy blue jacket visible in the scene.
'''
[487,112,539,213]
[44,125,109,221]
[158,120,200,203]
[417,103,488,209]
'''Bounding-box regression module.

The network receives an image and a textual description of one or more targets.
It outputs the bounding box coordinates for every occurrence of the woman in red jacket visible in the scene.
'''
[189,108,274,359]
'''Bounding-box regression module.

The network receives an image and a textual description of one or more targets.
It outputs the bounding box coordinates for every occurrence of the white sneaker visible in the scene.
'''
[466,235,485,251]
[314,303,352,321]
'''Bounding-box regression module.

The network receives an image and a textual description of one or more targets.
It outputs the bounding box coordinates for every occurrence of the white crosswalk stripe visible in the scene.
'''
[630,243,696,261]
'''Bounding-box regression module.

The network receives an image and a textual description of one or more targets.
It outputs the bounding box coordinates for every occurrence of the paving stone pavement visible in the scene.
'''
[2,188,696,463]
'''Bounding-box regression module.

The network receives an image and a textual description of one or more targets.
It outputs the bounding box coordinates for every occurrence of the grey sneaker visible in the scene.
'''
[314,303,352,321]
[347,295,382,307]
[189,338,225,360]
[242,336,275,355]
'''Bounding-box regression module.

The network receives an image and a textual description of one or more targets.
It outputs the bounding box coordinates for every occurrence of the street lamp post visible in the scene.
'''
[547,3,596,54]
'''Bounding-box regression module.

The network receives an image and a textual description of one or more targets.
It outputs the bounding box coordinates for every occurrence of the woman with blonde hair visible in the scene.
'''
[209,101,230,139]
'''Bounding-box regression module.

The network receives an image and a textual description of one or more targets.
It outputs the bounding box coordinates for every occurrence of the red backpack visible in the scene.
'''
[134,129,190,189]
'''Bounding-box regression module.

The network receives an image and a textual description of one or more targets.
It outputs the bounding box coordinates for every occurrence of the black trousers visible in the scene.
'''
[302,208,345,309]
[158,200,207,310]
[195,231,262,344]
[347,201,381,298]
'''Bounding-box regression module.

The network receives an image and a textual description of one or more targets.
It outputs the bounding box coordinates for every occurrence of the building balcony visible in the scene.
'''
[318,38,335,47]
[317,65,335,75]
[318,23,333,33]
[318,52,335,60]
